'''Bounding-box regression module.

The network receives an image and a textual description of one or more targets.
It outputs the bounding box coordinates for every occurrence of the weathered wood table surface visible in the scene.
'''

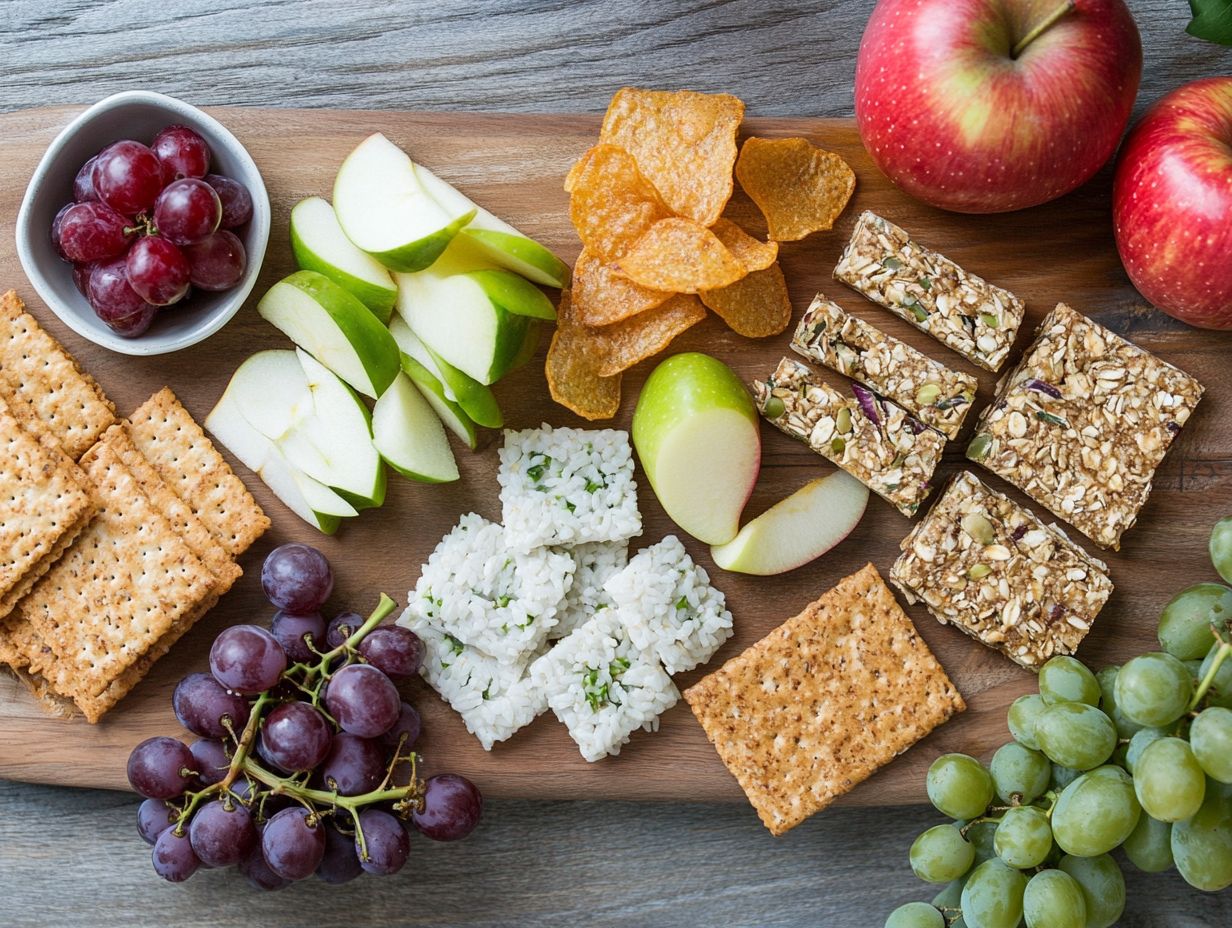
[1,2,1230,925]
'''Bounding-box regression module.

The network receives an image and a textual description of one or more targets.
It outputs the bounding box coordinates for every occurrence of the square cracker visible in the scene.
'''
[684,564,965,836]
[12,435,219,713]
[0,290,116,460]
[126,387,268,557]
[0,391,96,621]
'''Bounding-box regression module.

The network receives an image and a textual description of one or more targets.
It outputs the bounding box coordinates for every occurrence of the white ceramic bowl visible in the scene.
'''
[15,90,270,356]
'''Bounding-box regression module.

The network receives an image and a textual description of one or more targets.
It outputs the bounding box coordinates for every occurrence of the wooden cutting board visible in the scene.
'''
[0,105,1229,805]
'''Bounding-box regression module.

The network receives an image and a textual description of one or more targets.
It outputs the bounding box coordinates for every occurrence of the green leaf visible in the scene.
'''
[1188,0,1232,45]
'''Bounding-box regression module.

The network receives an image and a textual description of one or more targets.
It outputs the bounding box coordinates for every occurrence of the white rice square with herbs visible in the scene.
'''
[528,611,678,762]
[549,541,629,640]
[604,535,733,675]
[404,621,546,751]
[498,425,642,551]
[405,512,575,663]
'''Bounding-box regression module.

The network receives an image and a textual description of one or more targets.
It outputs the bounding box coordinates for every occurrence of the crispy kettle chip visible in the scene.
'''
[546,291,623,421]
[735,137,856,242]
[614,218,747,293]
[571,249,672,328]
[567,144,672,262]
[700,263,793,338]
[585,294,708,377]
[711,218,778,274]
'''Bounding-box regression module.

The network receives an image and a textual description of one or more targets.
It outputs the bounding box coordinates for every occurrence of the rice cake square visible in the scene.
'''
[529,611,679,763]
[126,387,269,558]
[966,302,1203,550]
[604,535,732,674]
[549,540,628,640]
[0,391,96,622]
[0,290,116,460]
[498,425,642,551]
[684,564,965,836]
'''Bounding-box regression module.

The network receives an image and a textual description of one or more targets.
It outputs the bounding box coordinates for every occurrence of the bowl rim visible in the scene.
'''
[14,90,271,357]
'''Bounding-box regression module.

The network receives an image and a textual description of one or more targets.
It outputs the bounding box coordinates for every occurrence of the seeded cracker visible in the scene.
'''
[684,564,964,836]
[0,290,116,459]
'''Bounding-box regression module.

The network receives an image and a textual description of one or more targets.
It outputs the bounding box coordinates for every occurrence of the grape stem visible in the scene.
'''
[1190,639,1231,712]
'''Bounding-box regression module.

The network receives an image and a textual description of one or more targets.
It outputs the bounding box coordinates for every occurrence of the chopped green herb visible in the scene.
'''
[582,667,610,712]
[563,499,577,513]
[610,657,631,676]
[675,595,690,611]
[585,478,604,493]
[496,594,512,608]
[526,453,554,484]
[445,634,465,657]
[482,685,492,700]
[517,614,535,629]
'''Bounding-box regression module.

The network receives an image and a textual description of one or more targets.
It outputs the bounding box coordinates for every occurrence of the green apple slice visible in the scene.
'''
[258,270,401,399]
[332,133,475,273]
[388,313,504,428]
[415,162,570,288]
[467,269,556,321]
[401,353,478,450]
[290,196,397,323]
[394,266,530,385]
[372,372,460,483]
[510,320,541,372]
[711,471,869,575]
[633,353,762,545]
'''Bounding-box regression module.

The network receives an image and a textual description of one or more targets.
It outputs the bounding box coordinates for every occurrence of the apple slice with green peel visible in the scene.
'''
[394,266,530,385]
[258,270,401,399]
[289,197,397,323]
[633,353,761,546]
[711,471,870,575]
[510,320,541,372]
[401,353,478,450]
[415,163,570,288]
[332,133,475,272]
[372,373,460,483]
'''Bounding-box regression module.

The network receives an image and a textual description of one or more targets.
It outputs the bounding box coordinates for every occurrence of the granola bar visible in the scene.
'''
[791,295,979,438]
[966,302,1204,550]
[890,471,1113,670]
[752,357,945,517]
[833,211,1025,371]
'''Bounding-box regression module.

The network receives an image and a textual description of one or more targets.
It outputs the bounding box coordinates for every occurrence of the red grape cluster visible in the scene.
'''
[52,125,253,338]
[128,542,482,889]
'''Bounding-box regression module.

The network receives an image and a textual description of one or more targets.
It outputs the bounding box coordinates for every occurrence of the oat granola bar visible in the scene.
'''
[890,471,1113,670]
[833,211,1025,371]
[791,296,979,438]
[966,302,1204,550]
[752,357,945,517]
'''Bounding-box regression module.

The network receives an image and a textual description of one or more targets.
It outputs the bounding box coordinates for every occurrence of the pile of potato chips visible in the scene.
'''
[548,87,856,420]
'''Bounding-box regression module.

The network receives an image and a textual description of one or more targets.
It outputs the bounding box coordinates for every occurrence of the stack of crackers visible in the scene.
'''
[684,564,964,835]
[0,291,268,722]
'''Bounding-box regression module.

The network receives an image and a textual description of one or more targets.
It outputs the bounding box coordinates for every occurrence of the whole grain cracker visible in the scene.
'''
[126,388,269,557]
[0,290,116,459]
[684,564,964,836]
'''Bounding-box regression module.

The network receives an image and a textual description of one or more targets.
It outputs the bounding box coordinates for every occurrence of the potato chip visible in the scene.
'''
[710,218,778,274]
[600,87,744,227]
[585,294,708,377]
[735,137,856,242]
[546,292,623,421]
[614,218,747,293]
[572,249,672,327]
[568,144,672,262]
[700,263,793,338]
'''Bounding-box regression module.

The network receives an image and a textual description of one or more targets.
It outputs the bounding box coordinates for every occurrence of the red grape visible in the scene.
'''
[87,256,150,330]
[137,798,177,846]
[381,701,422,751]
[413,774,483,841]
[173,671,250,739]
[71,261,95,297]
[261,544,334,613]
[259,701,333,772]
[204,173,253,228]
[93,140,163,215]
[270,610,326,663]
[358,626,423,680]
[188,738,230,785]
[316,822,363,884]
[51,203,72,261]
[58,201,132,263]
[315,733,385,796]
[209,624,287,694]
[151,125,210,182]
[73,155,99,202]
[240,846,290,891]
[326,611,363,650]
[181,229,246,291]
[153,178,221,246]
[152,827,200,882]
[127,736,197,799]
[355,809,409,875]
[126,235,190,306]
[325,664,400,738]
[261,807,326,881]
[189,799,257,868]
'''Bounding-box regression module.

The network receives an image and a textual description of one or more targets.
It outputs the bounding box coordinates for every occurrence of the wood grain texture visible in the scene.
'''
[0,2,1229,925]
[3,104,1228,803]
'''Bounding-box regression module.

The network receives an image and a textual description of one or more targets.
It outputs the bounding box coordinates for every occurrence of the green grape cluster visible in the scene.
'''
[886,517,1232,928]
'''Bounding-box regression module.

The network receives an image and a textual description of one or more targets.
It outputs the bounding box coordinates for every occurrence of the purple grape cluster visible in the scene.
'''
[52,124,253,338]
[127,542,481,889]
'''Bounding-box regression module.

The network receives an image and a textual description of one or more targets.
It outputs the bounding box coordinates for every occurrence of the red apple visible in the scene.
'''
[855,0,1141,213]
[1113,78,1232,330]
